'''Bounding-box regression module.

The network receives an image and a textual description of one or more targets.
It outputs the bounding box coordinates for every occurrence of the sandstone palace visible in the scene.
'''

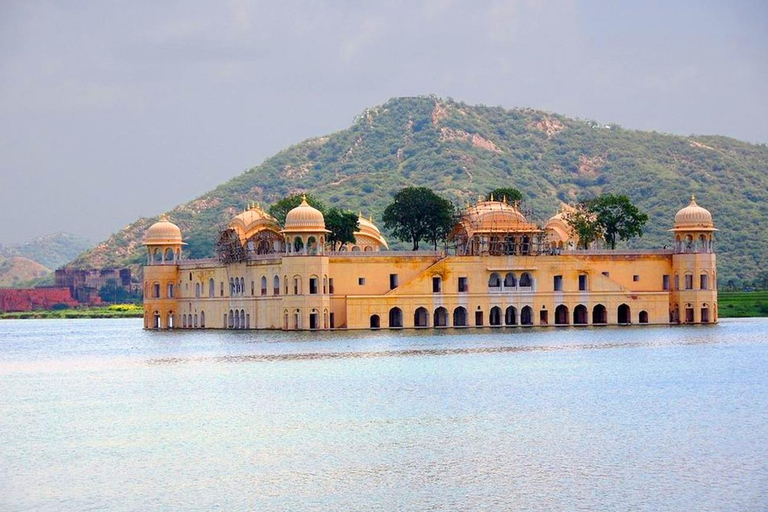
[142,195,717,330]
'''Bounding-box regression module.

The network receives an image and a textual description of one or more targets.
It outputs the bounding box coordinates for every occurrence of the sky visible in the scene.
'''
[0,0,766,245]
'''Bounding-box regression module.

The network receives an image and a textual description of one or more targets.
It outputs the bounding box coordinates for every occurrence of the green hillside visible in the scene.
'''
[1,232,92,270]
[71,96,768,286]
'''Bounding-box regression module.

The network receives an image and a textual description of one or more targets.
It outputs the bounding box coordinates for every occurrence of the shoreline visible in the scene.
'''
[1,291,765,320]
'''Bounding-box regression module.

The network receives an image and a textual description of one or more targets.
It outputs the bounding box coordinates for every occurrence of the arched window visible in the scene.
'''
[194,314,198,328]
[293,237,304,253]
[195,283,200,298]
[306,236,317,255]
[284,275,288,295]
[209,278,215,297]
[490,306,502,326]
[309,275,319,295]
[519,273,533,288]
[323,275,328,294]
[555,305,569,325]
[370,314,380,329]
[639,310,649,324]
[240,278,245,296]
[182,315,187,328]
[274,275,280,295]
[434,307,448,327]
[167,283,174,298]
[453,306,468,327]
[574,304,588,325]
[414,307,429,327]
[165,248,174,262]
[154,249,162,263]
[389,307,403,328]
[488,273,502,289]
[293,276,301,295]
[700,303,709,323]
[228,309,234,329]
[152,282,160,298]
[200,311,205,328]
[504,273,516,288]
[261,276,267,296]
[240,310,245,329]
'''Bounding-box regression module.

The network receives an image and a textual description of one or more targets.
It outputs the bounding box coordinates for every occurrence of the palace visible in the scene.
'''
[142,195,717,330]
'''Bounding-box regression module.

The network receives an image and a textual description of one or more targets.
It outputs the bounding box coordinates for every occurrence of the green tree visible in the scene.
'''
[268,194,326,225]
[486,187,523,205]
[564,208,601,249]
[566,195,648,249]
[325,208,359,250]
[98,279,142,304]
[383,187,455,250]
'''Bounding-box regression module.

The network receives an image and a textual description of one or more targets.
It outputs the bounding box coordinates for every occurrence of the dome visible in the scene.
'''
[283,196,327,232]
[144,215,183,245]
[229,205,280,242]
[355,215,389,249]
[464,200,532,233]
[673,195,715,231]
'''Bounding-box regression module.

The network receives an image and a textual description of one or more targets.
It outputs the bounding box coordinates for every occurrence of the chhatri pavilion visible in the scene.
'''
[143,195,717,330]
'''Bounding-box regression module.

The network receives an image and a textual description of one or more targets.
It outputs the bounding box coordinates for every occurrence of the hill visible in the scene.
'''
[0,256,51,287]
[71,96,768,286]
[0,232,92,270]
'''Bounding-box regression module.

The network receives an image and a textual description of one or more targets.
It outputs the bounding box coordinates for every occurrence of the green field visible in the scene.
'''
[0,304,143,320]
[718,291,768,318]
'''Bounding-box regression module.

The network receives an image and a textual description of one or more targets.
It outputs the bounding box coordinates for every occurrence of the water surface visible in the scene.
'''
[1,319,767,511]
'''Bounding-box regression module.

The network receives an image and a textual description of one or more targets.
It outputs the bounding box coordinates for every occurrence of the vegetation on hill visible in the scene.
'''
[0,256,50,287]
[1,232,91,270]
[70,96,768,287]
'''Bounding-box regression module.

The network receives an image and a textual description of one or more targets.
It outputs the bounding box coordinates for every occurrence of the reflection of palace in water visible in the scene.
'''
[143,195,717,330]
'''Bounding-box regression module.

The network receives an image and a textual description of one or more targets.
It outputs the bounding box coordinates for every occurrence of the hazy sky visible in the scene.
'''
[1,0,766,244]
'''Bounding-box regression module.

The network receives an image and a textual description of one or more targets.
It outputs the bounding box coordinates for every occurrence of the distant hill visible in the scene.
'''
[0,232,92,270]
[70,96,768,286]
[0,256,51,287]
[0,233,92,288]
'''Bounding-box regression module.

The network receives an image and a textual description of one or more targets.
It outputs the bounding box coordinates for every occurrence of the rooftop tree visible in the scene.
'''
[383,187,454,250]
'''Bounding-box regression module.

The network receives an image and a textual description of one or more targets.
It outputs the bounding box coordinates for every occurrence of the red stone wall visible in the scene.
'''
[0,288,79,312]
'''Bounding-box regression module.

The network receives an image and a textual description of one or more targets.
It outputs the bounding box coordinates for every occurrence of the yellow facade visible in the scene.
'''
[143,197,718,330]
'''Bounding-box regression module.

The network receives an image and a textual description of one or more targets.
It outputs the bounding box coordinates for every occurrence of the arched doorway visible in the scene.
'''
[592,304,607,324]
[505,306,517,326]
[618,304,631,324]
[555,305,569,325]
[639,310,649,323]
[414,307,429,328]
[573,305,588,325]
[434,307,448,327]
[370,314,380,329]
[389,307,403,328]
[489,306,502,326]
[521,306,533,325]
[453,307,468,327]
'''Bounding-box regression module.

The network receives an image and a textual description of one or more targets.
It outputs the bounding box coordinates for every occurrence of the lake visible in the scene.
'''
[1,319,767,511]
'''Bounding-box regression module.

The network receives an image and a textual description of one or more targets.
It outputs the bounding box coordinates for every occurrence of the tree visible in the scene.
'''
[590,194,648,249]
[268,194,326,225]
[383,187,455,250]
[325,208,359,250]
[99,279,142,304]
[565,208,601,249]
[486,187,523,205]
[567,194,648,249]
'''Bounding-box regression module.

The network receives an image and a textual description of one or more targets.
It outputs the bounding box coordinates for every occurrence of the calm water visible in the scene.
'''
[1,319,767,511]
